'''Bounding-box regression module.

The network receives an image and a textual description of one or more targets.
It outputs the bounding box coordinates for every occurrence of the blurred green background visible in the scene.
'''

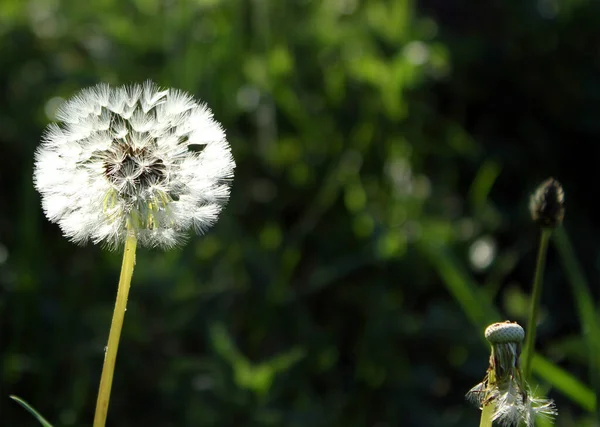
[1,0,600,426]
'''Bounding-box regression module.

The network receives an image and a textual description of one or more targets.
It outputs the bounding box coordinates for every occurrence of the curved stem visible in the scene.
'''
[93,232,137,427]
[522,228,552,381]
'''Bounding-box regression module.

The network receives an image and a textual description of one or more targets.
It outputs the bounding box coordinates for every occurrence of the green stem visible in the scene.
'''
[479,402,494,427]
[479,367,496,427]
[93,231,137,427]
[523,228,552,381]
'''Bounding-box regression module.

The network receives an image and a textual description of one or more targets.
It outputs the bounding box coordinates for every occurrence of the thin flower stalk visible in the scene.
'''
[523,178,564,381]
[522,228,551,381]
[479,369,496,427]
[93,227,137,427]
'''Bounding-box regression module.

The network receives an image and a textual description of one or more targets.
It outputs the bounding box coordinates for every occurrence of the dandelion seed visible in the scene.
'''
[34,81,235,249]
[467,321,557,427]
[522,392,558,426]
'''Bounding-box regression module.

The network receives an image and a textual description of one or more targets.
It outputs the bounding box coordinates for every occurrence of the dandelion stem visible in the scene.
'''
[479,367,496,427]
[523,228,552,381]
[479,402,494,427]
[93,231,137,427]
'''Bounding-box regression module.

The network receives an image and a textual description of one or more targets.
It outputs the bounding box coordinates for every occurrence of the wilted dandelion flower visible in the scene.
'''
[34,81,235,249]
[467,321,557,427]
[529,177,564,228]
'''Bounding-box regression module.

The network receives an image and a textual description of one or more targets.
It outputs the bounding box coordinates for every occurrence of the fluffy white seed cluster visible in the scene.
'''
[34,81,235,249]
[480,379,557,427]
[467,322,557,426]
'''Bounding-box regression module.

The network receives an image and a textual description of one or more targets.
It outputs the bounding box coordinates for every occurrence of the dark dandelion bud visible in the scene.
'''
[529,178,565,228]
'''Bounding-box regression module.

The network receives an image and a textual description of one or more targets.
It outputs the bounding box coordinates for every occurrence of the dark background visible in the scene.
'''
[1,1,599,426]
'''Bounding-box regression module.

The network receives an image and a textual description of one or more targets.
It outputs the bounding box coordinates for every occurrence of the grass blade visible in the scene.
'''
[10,395,54,427]
[532,354,596,412]
[553,227,600,418]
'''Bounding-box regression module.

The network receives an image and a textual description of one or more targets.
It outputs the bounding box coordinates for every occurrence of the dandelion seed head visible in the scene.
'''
[34,81,235,249]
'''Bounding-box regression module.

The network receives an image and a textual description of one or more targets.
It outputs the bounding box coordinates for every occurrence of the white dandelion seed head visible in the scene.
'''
[34,81,236,249]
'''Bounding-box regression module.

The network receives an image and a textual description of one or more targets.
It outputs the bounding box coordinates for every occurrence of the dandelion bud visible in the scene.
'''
[34,81,235,249]
[485,322,524,381]
[529,178,564,228]
[467,321,557,426]
[485,321,525,345]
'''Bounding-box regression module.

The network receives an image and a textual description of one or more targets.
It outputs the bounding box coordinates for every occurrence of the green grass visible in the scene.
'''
[10,395,54,427]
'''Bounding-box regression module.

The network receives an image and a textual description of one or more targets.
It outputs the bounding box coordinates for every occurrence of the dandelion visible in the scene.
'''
[523,178,564,380]
[529,177,565,229]
[467,321,557,427]
[33,81,235,427]
[34,80,235,249]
